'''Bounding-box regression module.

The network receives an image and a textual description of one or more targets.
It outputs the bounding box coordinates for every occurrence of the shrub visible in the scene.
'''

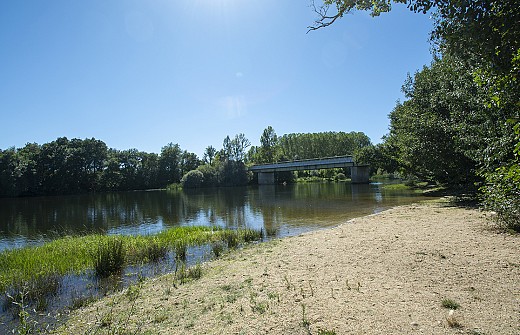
[180,170,204,189]
[196,164,219,187]
[335,172,347,181]
[481,163,520,232]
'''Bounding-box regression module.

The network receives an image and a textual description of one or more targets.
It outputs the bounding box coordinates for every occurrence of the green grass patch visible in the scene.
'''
[0,226,261,292]
[442,298,461,310]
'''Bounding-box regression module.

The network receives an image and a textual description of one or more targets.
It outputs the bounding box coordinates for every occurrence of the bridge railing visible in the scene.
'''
[248,155,355,172]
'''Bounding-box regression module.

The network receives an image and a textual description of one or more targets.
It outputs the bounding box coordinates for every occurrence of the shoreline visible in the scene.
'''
[60,200,519,334]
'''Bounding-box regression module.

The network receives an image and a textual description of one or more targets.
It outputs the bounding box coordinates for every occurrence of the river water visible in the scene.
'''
[0,182,426,252]
[0,181,431,332]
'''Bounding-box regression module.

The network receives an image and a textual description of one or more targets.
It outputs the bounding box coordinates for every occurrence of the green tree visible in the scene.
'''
[203,145,217,165]
[159,143,182,185]
[231,133,251,162]
[259,126,278,163]
[180,151,200,177]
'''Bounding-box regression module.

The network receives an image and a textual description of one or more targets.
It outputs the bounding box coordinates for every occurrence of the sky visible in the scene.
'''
[0,1,434,157]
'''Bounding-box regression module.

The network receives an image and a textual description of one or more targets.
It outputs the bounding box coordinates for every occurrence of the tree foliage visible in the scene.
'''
[248,128,371,165]
[180,170,204,189]
[0,138,199,196]
[311,0,520,226]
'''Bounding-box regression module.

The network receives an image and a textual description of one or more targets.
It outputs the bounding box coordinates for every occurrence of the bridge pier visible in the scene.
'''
[351,165,370,184]
[258,172,275,185]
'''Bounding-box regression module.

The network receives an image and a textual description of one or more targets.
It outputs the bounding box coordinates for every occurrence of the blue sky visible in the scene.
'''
[0,1,434,157]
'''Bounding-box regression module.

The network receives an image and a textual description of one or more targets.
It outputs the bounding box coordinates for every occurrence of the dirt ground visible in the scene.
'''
[59,200,519,334]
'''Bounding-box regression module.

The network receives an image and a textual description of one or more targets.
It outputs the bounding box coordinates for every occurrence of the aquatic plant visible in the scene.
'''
[0,226,262,309]
[211,241,226,258]
[141,239,168,263]
[92,238,125,278]
[173,240,187,261]
[240,228,263,243]
[223,230,239,249]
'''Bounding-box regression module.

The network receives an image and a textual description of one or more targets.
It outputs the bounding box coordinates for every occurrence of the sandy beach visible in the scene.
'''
[59,200,519,334]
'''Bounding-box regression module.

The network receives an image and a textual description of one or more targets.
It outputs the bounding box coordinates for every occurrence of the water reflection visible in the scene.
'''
[0,182,426,251]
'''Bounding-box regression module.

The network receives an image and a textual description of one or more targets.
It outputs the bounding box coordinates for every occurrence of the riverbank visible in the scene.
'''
[59,199,519,334]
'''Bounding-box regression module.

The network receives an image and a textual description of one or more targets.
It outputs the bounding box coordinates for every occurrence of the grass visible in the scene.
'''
[441,298,461,310]
[93,238,125,278]
[317,329,337,335]
[0,226,262,293]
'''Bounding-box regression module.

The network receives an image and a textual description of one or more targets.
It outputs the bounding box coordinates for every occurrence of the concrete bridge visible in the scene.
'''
[249,156,370,184]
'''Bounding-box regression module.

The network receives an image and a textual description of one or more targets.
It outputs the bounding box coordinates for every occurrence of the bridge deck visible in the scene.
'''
[249,156,355,172]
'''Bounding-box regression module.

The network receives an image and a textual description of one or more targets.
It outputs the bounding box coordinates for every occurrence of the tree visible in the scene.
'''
[180,151,200,177]
[222,136,232,161]
[159,143,182,185]
[231,133,251,162]
[259,126,278,163]
[203,146,217,165]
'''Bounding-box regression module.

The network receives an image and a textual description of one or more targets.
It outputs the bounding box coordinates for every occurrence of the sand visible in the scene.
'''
[59,200,519,334]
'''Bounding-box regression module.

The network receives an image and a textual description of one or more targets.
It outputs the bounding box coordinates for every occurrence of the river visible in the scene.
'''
[0,181,426,252]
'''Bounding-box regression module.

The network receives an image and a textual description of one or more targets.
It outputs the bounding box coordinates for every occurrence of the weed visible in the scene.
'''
[441,298,460,310]
[220,284,232,291]
[251,301,268,314]
[223,231,239,249]
[317,329,337,335]
[174,261,188,284]
[4,274,61,317]
[187,263,203,280]
[70,292,97,310]
[125,284,141,301]
[301,303,311,331]
[308,281,314,297]
[173,241,187,261]
[90,281,144,335]
[143,241,168,263]
[267,291,279,302]
[241,228,262,243]
[7,287,49,334]
[211,241,226,258]
[93,238,125,278]
[174,262,203,285]
[446,309,463,328]
[283,274,292,290]
[264,227,277,238]
[154,311,168,324]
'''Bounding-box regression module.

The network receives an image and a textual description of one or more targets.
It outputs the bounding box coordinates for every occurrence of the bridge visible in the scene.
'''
[249,156,370,184]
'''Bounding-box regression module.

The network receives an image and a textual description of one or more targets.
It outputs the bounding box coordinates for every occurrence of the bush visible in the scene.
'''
[481,164,520,232]
[196,164,219,187]
[335,172,347,181]
[181,170,204,188]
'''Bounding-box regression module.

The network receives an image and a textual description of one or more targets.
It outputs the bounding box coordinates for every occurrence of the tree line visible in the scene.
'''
[185,129,372,187]
[0,130,373,196]
[314,0,519,230]
[0,138,199,196]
